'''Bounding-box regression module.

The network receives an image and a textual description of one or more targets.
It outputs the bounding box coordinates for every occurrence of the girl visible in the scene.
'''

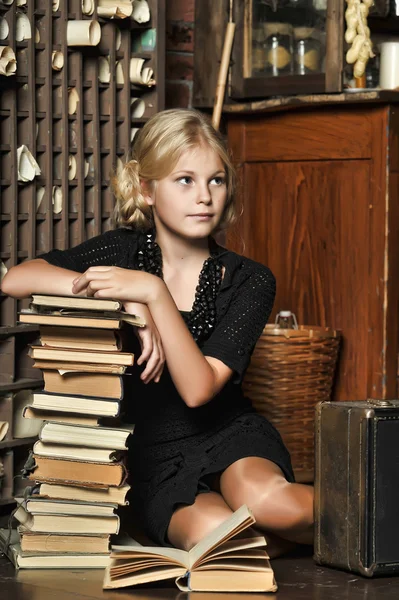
[2,109,313,556]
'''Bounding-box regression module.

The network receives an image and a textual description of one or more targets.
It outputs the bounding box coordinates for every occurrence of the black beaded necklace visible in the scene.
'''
[137,230,223,343]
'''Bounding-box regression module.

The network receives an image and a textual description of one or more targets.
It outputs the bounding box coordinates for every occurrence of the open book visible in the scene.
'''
[103,505,277,593]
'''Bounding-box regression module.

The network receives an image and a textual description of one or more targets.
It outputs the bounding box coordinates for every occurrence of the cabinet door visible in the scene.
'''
[229,160,371,401]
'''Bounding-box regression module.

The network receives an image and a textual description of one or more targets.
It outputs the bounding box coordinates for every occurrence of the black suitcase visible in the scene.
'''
[314,399,399,577]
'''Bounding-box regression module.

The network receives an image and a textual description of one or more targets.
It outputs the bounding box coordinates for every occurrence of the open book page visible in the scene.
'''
[104,564,185,589]
[110,544,189,568]
[188,504,255,569]
[199,537,267,564]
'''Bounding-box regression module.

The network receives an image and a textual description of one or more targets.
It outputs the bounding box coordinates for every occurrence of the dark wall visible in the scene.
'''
[165,0,195,108]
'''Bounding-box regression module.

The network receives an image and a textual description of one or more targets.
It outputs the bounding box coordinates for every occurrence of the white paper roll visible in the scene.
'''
[67,20,101,46]
[130,127,140,143]
[0,46,15,60]
[68,87,80,115]
[17,145,41,182]
[132,0,150,23]
[82,0,95,15]
[52,186,63,214]
[129,57,155,86]
[84,158,90,179]
[36,186,45,211]
[116,61,124,84]
[52,50,64,71]
[98,0,133,19]
[68,155,77,181]
[0,18,9,41]
[379,42,399,90]
[0,57,16,76]
[16,13,32,42]
[0,259,8,283]
[13,390,42,438]
[98,56,111,83]
[0,421,9,442]
[115,27,122,51]
[130,96,145,118]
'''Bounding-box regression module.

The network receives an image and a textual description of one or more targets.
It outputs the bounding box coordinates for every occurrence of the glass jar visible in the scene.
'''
[252,26,267,74]
[294,27,323,75]
[264,23,293,77]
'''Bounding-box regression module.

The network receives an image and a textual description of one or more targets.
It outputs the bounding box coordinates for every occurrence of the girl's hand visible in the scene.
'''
[71,266,162,305]
[124,302,165,384]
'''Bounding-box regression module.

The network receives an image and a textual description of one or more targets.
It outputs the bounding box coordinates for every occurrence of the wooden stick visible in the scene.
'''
[212,22,236,131]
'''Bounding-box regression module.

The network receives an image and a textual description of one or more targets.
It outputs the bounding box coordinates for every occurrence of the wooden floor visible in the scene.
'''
[2,550,399,599]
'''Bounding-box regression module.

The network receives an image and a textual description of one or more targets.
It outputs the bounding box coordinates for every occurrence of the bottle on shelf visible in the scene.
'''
[275,310,298,329]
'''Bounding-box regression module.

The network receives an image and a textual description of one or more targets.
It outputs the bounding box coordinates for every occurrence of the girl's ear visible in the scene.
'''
[141,180,155,206]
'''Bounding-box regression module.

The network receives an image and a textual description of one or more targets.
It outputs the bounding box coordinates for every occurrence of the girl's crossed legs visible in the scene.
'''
[167,457,314,557]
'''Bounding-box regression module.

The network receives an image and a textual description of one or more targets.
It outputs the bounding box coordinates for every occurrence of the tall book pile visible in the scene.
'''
[3,294,144,569]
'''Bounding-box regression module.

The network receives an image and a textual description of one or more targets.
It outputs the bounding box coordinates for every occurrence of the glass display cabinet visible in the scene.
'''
[194,0,393,105]
[231,0,390,99]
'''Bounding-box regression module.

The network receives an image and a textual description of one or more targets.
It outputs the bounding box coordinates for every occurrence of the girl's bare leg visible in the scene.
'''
[220,457,314,546]
[166,489,298,557]
[167,491,233,551]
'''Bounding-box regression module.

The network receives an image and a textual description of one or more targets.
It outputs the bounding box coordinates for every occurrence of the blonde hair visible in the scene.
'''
[112,109,237,232]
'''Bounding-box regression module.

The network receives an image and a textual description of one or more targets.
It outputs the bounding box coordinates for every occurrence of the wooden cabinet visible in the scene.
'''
[226,100,399,401]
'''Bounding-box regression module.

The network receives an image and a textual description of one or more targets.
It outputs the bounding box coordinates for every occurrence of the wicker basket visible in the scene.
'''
[243,324,341,482]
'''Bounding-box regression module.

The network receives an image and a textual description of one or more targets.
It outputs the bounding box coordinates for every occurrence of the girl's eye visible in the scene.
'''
[177,176,193,185]
[211,176,226,186]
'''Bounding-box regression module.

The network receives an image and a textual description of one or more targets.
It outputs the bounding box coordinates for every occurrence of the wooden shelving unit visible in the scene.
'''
[0,0,165,504]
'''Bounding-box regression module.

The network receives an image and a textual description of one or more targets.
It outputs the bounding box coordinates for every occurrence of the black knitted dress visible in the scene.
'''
[40,228,294,545]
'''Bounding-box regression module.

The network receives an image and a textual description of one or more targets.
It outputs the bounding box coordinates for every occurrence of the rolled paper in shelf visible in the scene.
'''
[17,145,41,182]
[67,20,101,46]
[130,127,140,143]
[0,46,15,61]
[2,0,14,5]
[13,390,42,438]
[116,61,124,84]
[129,57,155,86]
[36,186,45,212]
[115,27,122,51]
[132,0,150,23]
[0,18,9,41]
[35,26,40,43]
[52,0,60,10]
[16,0,27,6]
[0,421,9,442]
[0,57,16,76]
[16,13,32,42]
[0,260,8,283]
[97,0,133,19]
[51,50,64,71]
[82,0,95,16]
[68,155,77,181]
[68,87,79,115]
[84,158,90,179]
[0,45,16,76]
[98,56,111,83]
[130,96,145,118]
[52,186,63,214]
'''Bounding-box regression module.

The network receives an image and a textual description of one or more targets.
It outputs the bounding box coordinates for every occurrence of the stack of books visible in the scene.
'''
[2,294,144,569]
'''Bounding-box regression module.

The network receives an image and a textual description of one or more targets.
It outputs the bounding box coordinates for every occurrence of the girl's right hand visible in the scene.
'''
[124,301,165,384]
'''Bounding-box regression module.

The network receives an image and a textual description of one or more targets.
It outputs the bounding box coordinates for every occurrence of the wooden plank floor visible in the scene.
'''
[1,550,399,599]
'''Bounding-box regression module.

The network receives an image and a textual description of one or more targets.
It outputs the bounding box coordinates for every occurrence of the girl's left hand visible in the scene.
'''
[71,266,162,305]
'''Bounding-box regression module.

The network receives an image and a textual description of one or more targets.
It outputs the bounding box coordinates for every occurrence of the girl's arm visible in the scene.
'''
[72,265,233,408]
[147,285,233,408]
[1,259,80,299]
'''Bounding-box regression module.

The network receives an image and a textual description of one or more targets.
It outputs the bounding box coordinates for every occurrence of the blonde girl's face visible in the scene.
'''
[144,144,228,240]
